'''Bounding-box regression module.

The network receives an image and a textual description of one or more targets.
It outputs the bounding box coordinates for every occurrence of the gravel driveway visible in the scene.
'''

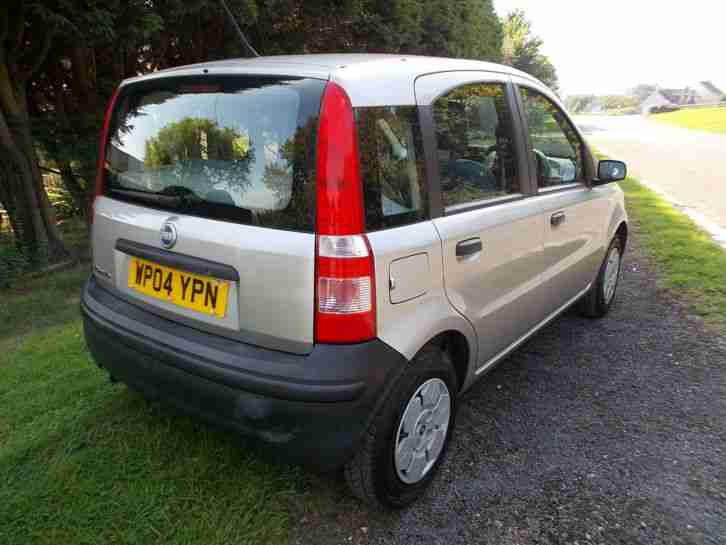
[290,235,726,545]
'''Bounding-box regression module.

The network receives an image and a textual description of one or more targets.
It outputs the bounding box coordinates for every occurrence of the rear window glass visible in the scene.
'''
[104,76,326,232]
[357,106,429,231]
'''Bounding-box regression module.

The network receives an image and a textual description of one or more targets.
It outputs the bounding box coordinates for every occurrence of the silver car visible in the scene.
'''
[82,54,628,508]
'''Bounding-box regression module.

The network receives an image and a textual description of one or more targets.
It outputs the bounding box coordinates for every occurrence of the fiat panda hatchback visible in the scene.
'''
[82,54,628,508]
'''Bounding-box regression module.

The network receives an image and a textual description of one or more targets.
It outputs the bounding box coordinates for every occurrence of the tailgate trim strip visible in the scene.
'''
[116,238,240,281]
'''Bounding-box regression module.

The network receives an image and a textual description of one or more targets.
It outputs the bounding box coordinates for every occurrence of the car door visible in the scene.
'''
[513,79,609,310]
[415,72,549,373]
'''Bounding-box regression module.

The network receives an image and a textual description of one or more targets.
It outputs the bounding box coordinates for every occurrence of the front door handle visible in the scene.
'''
[550,211,566,227]
[456,237,482,258]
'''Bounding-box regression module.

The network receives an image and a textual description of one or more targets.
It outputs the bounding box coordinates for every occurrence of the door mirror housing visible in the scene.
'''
[594,160,627,186]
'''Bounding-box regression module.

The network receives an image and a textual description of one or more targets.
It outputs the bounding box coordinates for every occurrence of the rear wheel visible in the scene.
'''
[579,235,623,318]
[344,344,457,509]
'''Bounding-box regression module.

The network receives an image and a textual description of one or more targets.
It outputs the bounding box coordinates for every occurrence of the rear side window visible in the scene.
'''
[356,107,428,231]
[104,76,326,232]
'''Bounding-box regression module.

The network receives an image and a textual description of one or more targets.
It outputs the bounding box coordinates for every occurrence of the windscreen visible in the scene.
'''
[104,76,326,231]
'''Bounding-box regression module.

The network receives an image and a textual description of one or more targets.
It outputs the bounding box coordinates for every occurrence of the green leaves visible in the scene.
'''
[1,0,544,254]
[502,9,558,90]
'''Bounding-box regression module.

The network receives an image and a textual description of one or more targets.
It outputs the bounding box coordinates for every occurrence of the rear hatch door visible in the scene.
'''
[92,74,326,354]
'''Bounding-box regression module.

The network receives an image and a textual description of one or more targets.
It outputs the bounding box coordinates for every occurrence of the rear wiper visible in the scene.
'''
[109,188,186,207]
[109,188,202,208]
[160,185,204,206]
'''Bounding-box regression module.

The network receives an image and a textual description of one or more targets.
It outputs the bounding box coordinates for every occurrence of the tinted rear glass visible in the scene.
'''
[104,76,326,231]
[356,106,429,231]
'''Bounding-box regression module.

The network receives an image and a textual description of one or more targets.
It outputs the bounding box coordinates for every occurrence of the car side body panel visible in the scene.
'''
[535,187,610,308]
[605,189,629,243]
[366,222,479,376]
[413,71,554,390]
[431,200,549,383]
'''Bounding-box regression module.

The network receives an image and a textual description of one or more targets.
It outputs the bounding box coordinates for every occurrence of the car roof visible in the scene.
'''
[122,53,542,107]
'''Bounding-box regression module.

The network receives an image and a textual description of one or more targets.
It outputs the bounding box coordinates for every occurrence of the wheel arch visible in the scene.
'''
[606,193,628,251]
[615,220,628,250]
[425,330,471,394]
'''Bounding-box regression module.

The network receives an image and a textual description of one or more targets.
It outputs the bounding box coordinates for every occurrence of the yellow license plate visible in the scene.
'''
[128,257,230,318]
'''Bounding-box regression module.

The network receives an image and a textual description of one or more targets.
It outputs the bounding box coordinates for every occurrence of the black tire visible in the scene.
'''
[344,343,458,509]
[578,235,623,318]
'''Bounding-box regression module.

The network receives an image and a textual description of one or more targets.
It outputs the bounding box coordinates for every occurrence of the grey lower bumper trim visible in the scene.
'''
[81,276,405,403]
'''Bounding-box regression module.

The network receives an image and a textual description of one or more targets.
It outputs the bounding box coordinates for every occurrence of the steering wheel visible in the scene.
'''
[484,144,498,158]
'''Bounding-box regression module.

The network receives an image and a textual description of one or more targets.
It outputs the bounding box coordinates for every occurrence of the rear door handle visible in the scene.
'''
[550,211,566,227]
[456,237,482,258]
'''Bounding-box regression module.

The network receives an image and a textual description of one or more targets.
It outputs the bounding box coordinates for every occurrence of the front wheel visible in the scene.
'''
[344,344,457,509]
[579,235,623,318]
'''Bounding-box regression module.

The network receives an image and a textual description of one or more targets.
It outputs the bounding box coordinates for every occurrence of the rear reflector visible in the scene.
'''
[318,277,372,314]
[314,82,376,343]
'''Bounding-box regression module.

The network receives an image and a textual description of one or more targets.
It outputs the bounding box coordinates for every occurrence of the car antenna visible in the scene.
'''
[218,0,260,57]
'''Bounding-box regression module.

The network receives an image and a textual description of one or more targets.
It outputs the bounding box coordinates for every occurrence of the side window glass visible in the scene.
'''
[357,106,428,230]
[432,82,519,209]
[520,88,584,188]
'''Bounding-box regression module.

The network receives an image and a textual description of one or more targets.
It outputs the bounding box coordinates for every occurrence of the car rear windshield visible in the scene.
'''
[104,75,326,232]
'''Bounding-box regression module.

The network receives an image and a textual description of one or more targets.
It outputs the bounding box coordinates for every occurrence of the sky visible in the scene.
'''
[494,0,726,97]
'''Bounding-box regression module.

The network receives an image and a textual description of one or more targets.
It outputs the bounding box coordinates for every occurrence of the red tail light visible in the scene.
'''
[314,82,376,343]
[91,87,120,223]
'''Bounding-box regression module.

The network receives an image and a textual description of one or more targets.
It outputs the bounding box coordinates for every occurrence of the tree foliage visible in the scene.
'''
[145,119,249,168]
[501,9,558,91]
[245,0,501,61]
[565,94,639,114]
[0,0,523,263]
[407,0,502,61]
[143,117,254,195]
[564,95,597,113]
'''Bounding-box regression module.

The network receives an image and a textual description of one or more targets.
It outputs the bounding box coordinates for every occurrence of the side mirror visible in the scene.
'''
[594,160,627,186]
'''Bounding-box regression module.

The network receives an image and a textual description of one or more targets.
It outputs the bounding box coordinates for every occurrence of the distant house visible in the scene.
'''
[641,88,693,113]
[692,81,724,104]
[641,81,724,113]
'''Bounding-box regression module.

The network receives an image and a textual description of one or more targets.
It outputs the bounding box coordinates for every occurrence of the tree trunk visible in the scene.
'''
[0,111,44,252]
[58,160,88,219]
[15,116,69,259]
[0,59,70,260]
[0,155,22,239]
[0,149,42,258]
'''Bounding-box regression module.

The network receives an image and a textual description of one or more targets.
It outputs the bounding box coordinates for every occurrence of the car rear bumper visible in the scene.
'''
[81,275,406,470]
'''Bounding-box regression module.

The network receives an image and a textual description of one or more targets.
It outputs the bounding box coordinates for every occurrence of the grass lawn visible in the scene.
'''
[0,267,369,545]
[651,106,726,134]
[619,178,726,330]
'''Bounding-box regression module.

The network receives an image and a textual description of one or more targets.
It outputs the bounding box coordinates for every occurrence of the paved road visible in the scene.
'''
[291,235,726,545]
[576,115,726,242]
